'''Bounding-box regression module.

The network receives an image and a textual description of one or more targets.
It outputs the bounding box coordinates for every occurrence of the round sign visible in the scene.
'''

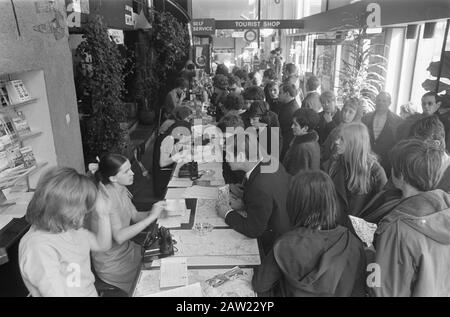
[196,55,206,67]
[244,30,257,42]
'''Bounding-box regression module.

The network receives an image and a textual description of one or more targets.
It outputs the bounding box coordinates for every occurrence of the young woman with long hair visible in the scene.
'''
[324,122,387,218]
[252,170,366,297]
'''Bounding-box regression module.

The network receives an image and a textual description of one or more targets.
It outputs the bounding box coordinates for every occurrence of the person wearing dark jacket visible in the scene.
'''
[317,91,341,144]
[396,92,443,144]
[264,81,281,115]
[211,74,229,122]
[217,114,246,185]
[301,75,321,112]
[278,83,300,161]
[362,92,403,178]
[252,170,366,297]
[283,108,320,175]
[217,133,291,255]
[373,139,450,296]
[245,100,281,157]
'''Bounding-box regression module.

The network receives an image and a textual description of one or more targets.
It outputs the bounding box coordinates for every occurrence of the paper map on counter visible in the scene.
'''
[167,179,193,188]
[165,188,186,199]
[183,186,218,199]
[160,257,188,289]
[145,282,203,297]
[157,209,190,228]
[195,199,227,227]
[349,215,377,247]
[170,229,259,258]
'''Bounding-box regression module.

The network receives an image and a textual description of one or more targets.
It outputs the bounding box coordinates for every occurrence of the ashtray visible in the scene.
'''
[192,223,214,236]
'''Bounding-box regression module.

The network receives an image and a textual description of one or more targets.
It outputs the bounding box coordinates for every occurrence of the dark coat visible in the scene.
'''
[225,160,291,255]
[316,109,341,145]
[362,111,403,177]
[396,113,423,142]
[283,131,320,175]
[301,92,321,112]
[278,99,300,161]
[252,226,366,297]
[326,156,387,218]
[323,156,387,235]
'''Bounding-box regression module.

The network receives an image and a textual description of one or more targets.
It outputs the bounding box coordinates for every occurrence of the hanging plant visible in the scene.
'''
[76,15,129,163]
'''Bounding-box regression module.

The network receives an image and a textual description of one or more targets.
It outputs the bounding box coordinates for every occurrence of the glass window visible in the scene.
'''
[192,0,257,20]
[410,21,447,112]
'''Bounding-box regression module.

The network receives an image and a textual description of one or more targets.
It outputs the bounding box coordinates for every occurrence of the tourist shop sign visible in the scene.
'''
[215,20,304,29]
[191,19,304,35]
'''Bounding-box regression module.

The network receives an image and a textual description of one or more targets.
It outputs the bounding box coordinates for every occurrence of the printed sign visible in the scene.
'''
[216,19,304,29]
[192,19,215,35]
[108,29,124,45]
[244,30,257,42]
[125,5,133,26]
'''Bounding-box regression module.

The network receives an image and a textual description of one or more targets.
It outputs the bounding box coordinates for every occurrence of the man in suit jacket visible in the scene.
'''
[362,92,403,177]
[301,75,321,113]
[278,83,300,161]
[217,133,291,255]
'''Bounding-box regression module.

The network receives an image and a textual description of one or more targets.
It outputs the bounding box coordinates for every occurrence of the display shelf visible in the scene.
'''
[0,162,48,190]
[0,98,37,113]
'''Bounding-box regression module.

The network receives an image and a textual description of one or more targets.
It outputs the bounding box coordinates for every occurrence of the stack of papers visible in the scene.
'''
[158,199,191,228]
[167,179,193,188]
[165,188,187,199]
[160,257,188,289]
[165,199,187,216]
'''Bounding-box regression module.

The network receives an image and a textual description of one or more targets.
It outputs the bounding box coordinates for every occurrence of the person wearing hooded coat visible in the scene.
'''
[252,170,366,297]
[372,139,450,297]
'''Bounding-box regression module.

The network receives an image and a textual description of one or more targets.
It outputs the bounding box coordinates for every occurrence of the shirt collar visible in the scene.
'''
[245,157,264,180]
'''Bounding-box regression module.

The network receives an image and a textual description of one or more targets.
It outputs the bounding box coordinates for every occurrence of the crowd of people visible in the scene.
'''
[16,59,450,297]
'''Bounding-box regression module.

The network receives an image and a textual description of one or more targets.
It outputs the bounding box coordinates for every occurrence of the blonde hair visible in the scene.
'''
[26,167,98,233]
[339,122,377,194]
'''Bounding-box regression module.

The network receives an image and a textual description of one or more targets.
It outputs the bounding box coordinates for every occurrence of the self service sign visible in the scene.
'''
[192,19,216,35]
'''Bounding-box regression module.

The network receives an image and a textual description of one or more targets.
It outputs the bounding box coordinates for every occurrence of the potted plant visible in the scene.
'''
[131,11,190,125]
[338,28,387,112]
[335,12,387,112]
[76,15,130,164]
